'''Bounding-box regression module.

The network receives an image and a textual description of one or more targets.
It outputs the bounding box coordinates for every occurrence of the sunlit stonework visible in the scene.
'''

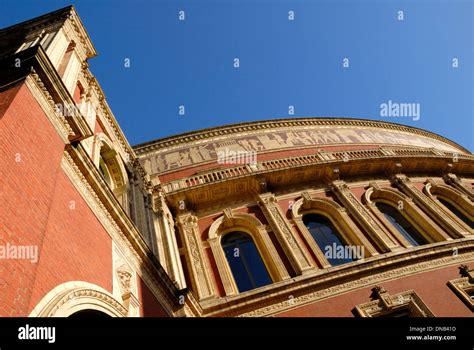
[1,6,473,317]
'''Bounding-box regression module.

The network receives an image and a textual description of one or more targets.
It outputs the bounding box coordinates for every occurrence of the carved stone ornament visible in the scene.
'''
[301,191,312,208]
[355,288,434,317]
[459,264,473,282]
[116,264,133,295]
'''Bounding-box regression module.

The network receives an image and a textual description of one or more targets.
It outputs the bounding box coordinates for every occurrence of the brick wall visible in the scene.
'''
[0,82,112,315]
[275,263,474,317]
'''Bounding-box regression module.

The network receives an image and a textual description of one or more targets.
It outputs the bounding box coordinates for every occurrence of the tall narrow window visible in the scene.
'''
[303,213,354,266]
[437,197,474,229]
[376,202,427,246]
[222,231,271,293]
[99,156,113,189]
[57,41,75,77]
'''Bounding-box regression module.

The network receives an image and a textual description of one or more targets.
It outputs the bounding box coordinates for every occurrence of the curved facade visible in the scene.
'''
[0,6,473,318]
[135,117,474,317]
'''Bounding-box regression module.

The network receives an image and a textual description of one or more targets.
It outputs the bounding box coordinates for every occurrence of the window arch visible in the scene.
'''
[99,155,113,188]
[436,197,474,230]
[69,309,112,318]
[375,202,427,247]
[302,213,355,266]
[221,231,272,293]
[29,281,128,317]
[93,134,129,211]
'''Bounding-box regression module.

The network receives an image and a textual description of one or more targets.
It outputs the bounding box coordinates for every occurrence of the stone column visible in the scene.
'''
[331,180,399,253]
[257,193,314,275]
[293,216,331,268]
[151,190,187,290]
[255,226,291,281]
[208,238,238,296]
[176,212,215,300]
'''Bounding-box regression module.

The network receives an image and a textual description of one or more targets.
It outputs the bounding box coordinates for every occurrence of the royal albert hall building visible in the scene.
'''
[0,6,473,318]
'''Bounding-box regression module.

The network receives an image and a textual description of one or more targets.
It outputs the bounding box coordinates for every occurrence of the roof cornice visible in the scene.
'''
[133,117,471,155]
[0,5,97,59]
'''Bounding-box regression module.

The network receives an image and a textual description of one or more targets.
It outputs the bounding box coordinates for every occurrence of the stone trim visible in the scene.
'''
[176,213,216,300]
[447,264,474,311]
[366,183,451,246]
[160,149,474,195]
[292,195,378,268]
[60,147,181,315]
[202,240,474,316]
[207,211,291,296]
[423,180,474,235]
[392,174,468,238]
[354,287,434,317]
[448,278,474,311]
[443,173,474,201]
[25,72,72,142]
[134,118,470,156]
[29,281,127,317]
[257,193,314,275]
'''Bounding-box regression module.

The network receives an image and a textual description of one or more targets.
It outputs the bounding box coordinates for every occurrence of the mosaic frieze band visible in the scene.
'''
[138,125,464,175]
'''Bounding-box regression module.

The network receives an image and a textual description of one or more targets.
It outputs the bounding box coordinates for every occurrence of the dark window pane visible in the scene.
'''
[222,231,272,293]
[69,309,111,318]
[303,213,354,266]
[379,308,412,318]
[376,202,426,246]
[437,197,474,229]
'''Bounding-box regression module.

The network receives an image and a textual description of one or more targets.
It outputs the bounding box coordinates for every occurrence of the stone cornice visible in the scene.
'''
[61,143,185,315]
[80,64,149,188]
[0,45,93,141]
[160,147,474,198]
[133,118,471,155]
[0,5,96,59]
[201,239,474,317]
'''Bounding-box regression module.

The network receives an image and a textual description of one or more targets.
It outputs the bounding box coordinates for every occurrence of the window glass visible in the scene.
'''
[222,231,271,293]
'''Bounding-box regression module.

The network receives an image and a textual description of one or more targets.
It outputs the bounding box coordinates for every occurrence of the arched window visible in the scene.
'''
[376,202,427,246]
[437,197,474,229]
[98,156,113,188]
[69,309,111,318]
[302,213,354,266]
[222,231,271,293]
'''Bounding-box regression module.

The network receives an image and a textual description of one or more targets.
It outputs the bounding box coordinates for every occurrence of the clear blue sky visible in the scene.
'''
[1,0,473,150]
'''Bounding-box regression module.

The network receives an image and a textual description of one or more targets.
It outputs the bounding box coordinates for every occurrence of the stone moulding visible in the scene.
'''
[133,118,470,155]
[198,239,474,317]
[354,288,435,317]
[447,278,474,311]
[160,147,474,195]
[30,282,127,317]
[60,146,189,315]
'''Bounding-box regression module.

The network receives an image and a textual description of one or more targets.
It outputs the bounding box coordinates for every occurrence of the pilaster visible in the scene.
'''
[176,212,215,300]
[331,180,398,253]
[257,193,314,275]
